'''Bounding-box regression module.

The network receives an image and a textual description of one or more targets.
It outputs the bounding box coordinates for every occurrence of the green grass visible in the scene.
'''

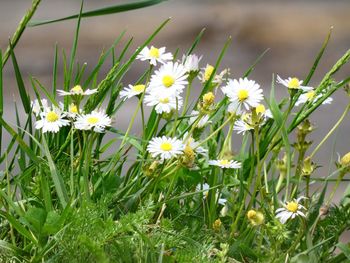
[0,1,350,263]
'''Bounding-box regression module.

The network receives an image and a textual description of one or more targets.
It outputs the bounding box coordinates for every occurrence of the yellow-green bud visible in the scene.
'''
[340,152,350,166]
[212,218,222,231]
[203,92,215,106]
[247,209,264,226]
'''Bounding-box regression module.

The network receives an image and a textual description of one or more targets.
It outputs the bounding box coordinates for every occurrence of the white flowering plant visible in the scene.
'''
[0,1,350,262]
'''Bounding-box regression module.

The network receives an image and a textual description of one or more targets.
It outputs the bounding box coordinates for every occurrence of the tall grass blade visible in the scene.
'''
[29,0,167,27]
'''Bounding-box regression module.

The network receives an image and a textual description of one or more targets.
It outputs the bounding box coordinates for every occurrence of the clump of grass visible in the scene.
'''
[1,1,350,263]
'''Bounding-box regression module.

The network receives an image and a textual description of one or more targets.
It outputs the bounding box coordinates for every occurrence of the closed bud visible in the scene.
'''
[212,218,222,231]
[340,152,350,167]
[247,209,264,226]
[203,92,215,106]
[302,156,315,176]
[181,145,196,168]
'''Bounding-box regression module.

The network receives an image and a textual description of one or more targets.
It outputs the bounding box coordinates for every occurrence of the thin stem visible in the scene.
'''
[2,0,42,66]
[182,80,193,116]
[309,104,350,159]
[196,113,235,149]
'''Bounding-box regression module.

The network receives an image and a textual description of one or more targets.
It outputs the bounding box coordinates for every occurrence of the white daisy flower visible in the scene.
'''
[148,62,188,96]
[183,132,207,155]
[144,93,183,114]
[31,98,48,117]
[136,46,173,66]
[181,54,202,73]
[147,136,184,160]
[67,103,80,118]
[199,64,229,85]
[196,183,226,205]
[295,90,333,107]
[276,75,312,91]
[208,159,241,169]
[74,109,112,133]
[120,84,146,101]
[35,105,70,133]
[275,196,307,224]
[222,78,264,112]
[255,104,273,119]
[57,85,97,96]
[233,119,254,135]
[188,110,210,128]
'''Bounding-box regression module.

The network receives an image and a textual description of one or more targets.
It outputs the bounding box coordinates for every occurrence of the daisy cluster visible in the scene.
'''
[32,85,112,133]
[131,45,242,169]
[132,45,334,170]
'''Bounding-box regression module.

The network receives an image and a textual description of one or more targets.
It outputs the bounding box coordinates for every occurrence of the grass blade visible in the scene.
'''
[10,44,31,114]
[29,0,167,27]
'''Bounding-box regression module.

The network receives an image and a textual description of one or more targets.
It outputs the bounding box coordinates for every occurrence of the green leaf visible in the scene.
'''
[42,211,62,235]
[41,135,69,208]
[24,207,47,234]
[10,44,31,113]
[0,211,37,244]
[29,0,167,27]
[0,117,41,164]
[303,27,332,85]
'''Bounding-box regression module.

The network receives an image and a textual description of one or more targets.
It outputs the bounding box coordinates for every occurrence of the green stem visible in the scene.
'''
[182,79,193,116]
[196,113,235,149]
[327,170,346,206]
[309,104,350,159]
[2,0,42,66]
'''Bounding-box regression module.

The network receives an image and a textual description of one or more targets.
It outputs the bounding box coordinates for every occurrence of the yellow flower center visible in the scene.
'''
[255,104,266,114]
[71,85,83,94]
[87,116,99,124]
[238,89,249,101]
[288,78,300,89]
[70,104,78,113]
[306,91,315,100]
[46,111,59,122]
[162,75,175,88]
[204,65,214,81]
[219,159,229,166]
[160,142,172,151]
[286,201,298,213]
[149,47,160,58]
[132,84,145,93]
[159,97,169,104]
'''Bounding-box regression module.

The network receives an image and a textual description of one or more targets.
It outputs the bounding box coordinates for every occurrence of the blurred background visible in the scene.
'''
[0,0,350,198]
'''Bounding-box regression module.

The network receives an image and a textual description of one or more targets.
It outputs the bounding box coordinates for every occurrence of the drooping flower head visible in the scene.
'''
[208,159,241,169]
[136,46,173,66]
[144,93,183,114]
[295,89,333,107]
[276,75,312,92]
[57,85,97,96]
[188,110,210,128]
[31,98,49,117]
[120,84,146,101]
[181,54,202,73]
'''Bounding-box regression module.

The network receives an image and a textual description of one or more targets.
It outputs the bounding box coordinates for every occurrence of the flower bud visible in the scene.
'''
[212,218,222,231]
[247,209,264,226]
[340,152,350,167]
[203,92,215,107]
[302,156,315,176]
